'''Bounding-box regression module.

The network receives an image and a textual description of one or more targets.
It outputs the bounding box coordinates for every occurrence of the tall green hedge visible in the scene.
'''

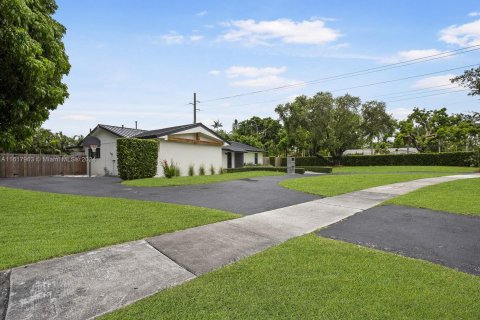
[278,151,475,167]
[117,138,159,180]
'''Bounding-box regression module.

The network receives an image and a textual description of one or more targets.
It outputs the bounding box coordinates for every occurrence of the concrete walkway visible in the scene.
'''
[2,174,478,320]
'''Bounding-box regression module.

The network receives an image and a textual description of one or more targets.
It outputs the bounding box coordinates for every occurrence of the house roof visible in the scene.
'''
[83,122,229,146]
[133,123,228,143]
[97,124,146,138]
[223,141,263,153]
[80,124,146,146]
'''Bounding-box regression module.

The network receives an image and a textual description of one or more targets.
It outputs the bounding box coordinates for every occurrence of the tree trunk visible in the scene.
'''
[370,141,374,155]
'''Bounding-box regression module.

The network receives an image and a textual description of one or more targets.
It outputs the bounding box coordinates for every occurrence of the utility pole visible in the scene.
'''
[191,92,200,124]
[193,92,197,124]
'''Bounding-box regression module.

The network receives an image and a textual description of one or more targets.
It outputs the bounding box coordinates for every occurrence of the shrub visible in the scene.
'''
[224,166,305,174]
[160,160,177,179]
[301,166,333,173]
[280,156,332,166]
[340,152,475,166]
[117,138,159,180]
[188,164,195,176]
[277,152,475,167]
[210,164,215,175]
[175,166,181,177]
[199,164,205,176]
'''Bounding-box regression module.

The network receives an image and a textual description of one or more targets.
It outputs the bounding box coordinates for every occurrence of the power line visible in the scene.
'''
[201,44,480,103]
[204,63,479,110]
[366,86,461,100]
[385,89,469,103]
[368,83,457,99]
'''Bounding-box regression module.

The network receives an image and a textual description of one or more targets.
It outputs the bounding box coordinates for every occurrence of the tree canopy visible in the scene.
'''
[451,67,480,96]
[0,0,70,151]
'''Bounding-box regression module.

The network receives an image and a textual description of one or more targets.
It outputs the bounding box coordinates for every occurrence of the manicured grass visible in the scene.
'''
[280,173,450,196]
[332,166,478,173]
[123,171,284,187]
[384,177,480,216]
[102,234,480,320]
[0,187,239,270]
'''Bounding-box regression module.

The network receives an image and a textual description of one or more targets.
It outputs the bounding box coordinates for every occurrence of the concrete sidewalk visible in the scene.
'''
[3,174,478,320]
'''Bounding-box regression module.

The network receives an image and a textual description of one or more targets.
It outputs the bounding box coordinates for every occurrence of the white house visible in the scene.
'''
[222,142,264,169]
[82,123,230,177]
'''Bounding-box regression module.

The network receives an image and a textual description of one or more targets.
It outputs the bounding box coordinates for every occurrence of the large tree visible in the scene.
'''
[360,100,396,155]
[0,0,70,151]
[234,116,283,155]
[13,127,83,154]
[451,66,480,96]
[276,92,363,160]
[395,107,479,153]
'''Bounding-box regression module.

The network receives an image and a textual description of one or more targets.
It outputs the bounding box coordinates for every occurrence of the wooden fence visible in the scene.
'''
[0,154,87,178]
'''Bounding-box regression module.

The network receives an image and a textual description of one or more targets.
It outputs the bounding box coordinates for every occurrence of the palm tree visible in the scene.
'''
[212,120,223,132]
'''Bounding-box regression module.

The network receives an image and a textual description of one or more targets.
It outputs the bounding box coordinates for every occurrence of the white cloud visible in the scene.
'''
[219,18,341,46]
[222,66,299,88]
[209,70,221,76]
[380,49,449,63]
[61,114,96,121]
[190,35,204,41]
[153,32,204,44]
[225,66,287,78]
[159,31,184,44]
[439,19,480,46]
[468,12,480,17]
[196,10,208,17]
[412,74,458,89]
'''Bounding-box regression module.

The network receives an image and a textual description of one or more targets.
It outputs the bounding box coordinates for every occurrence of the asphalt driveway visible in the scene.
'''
[318,205,480,275]
[0,175,320,215]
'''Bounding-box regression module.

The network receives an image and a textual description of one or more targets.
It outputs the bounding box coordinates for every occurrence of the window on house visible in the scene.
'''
[254,153,258,164]
[88,148,101,159]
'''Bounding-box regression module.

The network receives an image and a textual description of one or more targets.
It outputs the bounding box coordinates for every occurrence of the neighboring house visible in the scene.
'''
[222,141,264,169]
[343,148,419,155]
[82,123,229,177]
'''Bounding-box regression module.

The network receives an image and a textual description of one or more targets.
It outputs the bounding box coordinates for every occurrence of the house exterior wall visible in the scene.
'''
[244,152,262,165]
[222,152,228,169]
[157,140,223,177]
[84,130,119,176]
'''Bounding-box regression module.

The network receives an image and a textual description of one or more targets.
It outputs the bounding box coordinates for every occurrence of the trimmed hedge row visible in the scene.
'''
[280,156,332,166]
[117,138,159,180]
[301,166,333,173]
[278,151,475,167]
[224,166,305,174]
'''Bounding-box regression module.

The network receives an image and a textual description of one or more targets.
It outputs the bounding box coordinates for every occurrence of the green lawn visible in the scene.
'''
[384,177,480,216]
[332,166,478,173]
[102,234,480,320]
[280,173,450,196]
[0,187,238,270]
[123,171,284,187]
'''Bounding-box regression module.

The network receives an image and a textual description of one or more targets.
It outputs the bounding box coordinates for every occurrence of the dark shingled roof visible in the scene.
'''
[223,141,263,153]
[133,123,229,143]
[97,124,146,138]
[133,123,198,139]
[84,122,228,145]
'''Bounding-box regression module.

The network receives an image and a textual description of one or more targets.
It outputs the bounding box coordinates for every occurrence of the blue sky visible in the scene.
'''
[46,0,480,136]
